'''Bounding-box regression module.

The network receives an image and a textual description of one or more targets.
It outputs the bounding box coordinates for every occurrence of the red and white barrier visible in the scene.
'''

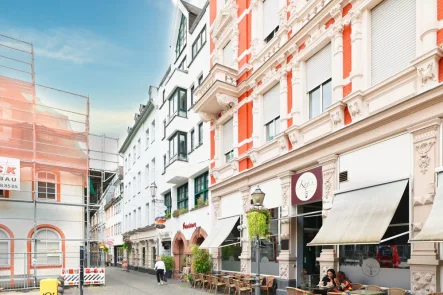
[61,268,105,286]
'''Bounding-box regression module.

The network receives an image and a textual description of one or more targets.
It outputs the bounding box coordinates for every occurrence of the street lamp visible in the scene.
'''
[150,182,162,257]
[150,182,157,198]
[251,186,265,295]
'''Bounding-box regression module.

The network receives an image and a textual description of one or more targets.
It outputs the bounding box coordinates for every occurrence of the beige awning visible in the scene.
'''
[308,179,408,246]
[411,171,443,242]
[199,216,239,248]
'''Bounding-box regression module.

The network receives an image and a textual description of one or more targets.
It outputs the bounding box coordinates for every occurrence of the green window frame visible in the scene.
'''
[164,192,172,216]
[177,183,188,209]
[176,15,187,59]
[194,172,208,205]
[168,88,187,118]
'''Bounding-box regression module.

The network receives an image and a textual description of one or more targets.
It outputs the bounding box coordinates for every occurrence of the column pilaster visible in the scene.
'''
[331,24,344,103]
[349,11,363,92]
[252,93,260,148]
[290,59,302,125]
[279,70,289,132]
[276,172,296,294]
[214,125,221,167]
[211,196,221,271]
[239,186,252,274]
[408,119,441,295]
[419,0,438,54]
[233,109,239,157]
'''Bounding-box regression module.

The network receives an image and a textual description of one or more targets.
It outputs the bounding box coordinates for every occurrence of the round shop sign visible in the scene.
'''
[295,172,318,201]
[362,258,381,277]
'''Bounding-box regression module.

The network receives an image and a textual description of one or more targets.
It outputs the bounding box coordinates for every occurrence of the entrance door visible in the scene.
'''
[297,201,322,286]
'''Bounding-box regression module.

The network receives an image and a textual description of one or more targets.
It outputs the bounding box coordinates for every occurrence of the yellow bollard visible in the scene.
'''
[39,278,59,295]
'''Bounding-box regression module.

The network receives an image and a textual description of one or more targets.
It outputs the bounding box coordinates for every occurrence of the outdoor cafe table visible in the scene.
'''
[350,290,385,295]
[304,285,333,295]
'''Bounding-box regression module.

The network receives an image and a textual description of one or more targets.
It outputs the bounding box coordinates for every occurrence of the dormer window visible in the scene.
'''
[176,14,187,59]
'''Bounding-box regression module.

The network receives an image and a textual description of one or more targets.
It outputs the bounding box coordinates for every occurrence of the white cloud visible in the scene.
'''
[89,108,136,140]
[0,26,125,65]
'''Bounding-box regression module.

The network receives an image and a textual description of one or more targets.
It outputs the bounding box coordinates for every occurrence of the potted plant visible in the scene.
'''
[246,207,271,240]
[103,247,110,266]
[190,244,211,274]
[122,239,133,272]
[161,255,174,278]
[186,273,193,286]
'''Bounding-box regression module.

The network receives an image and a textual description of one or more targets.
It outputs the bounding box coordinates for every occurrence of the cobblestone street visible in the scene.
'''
[2,267,209,295]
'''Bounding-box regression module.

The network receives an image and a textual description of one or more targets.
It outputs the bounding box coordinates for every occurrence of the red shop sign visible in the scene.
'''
[291,166,323,205]
[183,222,197,230]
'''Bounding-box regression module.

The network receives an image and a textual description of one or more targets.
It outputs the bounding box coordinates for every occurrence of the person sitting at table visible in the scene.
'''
[321,269,336,287]
[333,271,352,292]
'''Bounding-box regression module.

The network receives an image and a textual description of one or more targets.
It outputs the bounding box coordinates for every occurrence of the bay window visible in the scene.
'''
[306,43,332,119]
[164,192,172,216]
[169,131,187,162]
[194,172,208,205]
[176,14,187,58]
[168,88,187,119]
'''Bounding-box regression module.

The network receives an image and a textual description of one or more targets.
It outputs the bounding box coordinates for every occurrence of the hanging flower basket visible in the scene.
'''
[246,207,271,240]
[122,239,133,253]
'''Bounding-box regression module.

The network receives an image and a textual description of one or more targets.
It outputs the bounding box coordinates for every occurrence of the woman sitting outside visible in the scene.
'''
[321,269,336,287]
[333,271,353,292]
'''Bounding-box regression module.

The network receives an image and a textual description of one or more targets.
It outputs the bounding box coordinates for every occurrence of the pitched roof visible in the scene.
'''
[180,0,202,29]
[189,0,209,34]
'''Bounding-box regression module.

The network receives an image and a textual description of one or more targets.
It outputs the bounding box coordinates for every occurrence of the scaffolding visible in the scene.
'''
[0,34,99,290]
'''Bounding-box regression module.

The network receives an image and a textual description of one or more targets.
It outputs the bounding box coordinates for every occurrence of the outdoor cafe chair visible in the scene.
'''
[212,276,226,294]
[260,276,275,295]
[351,283,364,290]
[205,275,213,292]
[327,292,346,295]
[286,287,297,295]
[294,287,311,295]
[224,276,235,294]
[192,273,202,288]
[233,279,252,295]
[366,285,383,291]
[428,293,443,295]
[388,288,406,295]
[200,274,209,290]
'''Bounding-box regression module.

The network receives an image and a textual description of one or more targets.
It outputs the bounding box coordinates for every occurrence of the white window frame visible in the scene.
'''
[33,229,62,266]
[265,116,280,142]
[145,165,150,188]
[137,138,141,158]
[0,229,10,267]
[151,120,156,143]
[308,79,332,120]
[137,172,141,193]
[146,128,150,149]
[37,171,57,201]
[133,146,136,163]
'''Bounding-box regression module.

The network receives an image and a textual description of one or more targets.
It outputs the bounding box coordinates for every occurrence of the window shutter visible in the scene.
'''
[223,41,234,66]
[223,118,233,154]
[263,0,280,39]
[306,43,332,92]
[263,83,280,124]
[370,0,416,86]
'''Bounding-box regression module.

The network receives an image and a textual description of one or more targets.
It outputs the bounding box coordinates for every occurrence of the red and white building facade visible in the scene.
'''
[194,0,443,293]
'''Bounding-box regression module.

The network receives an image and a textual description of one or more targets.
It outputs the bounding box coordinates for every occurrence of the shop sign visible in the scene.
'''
[362,258,380,277]
[106,240,114,246]
[291,166,322,205]
[183,222,197,230]
[0,157,20,191]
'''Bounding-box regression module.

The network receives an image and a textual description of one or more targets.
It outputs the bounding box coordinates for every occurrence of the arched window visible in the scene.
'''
[33,229,61,265]
[0,229,10,266]
[37,171,57,200]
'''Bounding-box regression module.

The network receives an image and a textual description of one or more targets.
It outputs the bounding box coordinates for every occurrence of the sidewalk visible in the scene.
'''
[1,267,209,295]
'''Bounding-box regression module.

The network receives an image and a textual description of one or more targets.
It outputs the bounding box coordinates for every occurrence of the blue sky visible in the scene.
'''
[0,0,194,139]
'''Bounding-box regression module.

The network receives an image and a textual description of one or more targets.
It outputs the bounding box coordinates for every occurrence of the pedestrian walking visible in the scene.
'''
[154,257,166,285]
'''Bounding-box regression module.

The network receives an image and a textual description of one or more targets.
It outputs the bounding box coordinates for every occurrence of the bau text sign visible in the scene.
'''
[291,166,322,205]
[0,157,20,191]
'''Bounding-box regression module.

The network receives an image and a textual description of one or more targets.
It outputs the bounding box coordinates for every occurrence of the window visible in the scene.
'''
[176,14,187,58]
[145,165,150,188]
[306,43,332,119]
[146,203,150,225]
[190,86,195,106]
[169,131,187,162]
[309,80,332,119]
[168,88,187,119]
[164,193,172,216]
[263,0,280,43]
[163,119,166,139]
[194,172,208,205]
[0,190,5,198]
[132,177,136,196]
[178,58,186,70]
[128,182,131,198]
[137,171,141,193]
[223,119,234,163]
[151,120,155,143]
[198,74,203,85]
[198,122,203,145]
[137,139,141,157]
[177,183,188,209]
[192,26,207,59]
[265,117,280,141]
[263,83,281,141]
[163,89,166,102]
[223,41,234,66]
[370,0,416,86]
[190,129,195,151]
[145,129,150,148]
[33,229,61,265]
[133,146,136,163]
[37,172,57,201]
[128,154,131,167]
[0,229,9,266]
[138,207,141,228]
[124,158,128,172]
[163,154,167,171]
[151,159,155,183]
[133,210,136,229]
